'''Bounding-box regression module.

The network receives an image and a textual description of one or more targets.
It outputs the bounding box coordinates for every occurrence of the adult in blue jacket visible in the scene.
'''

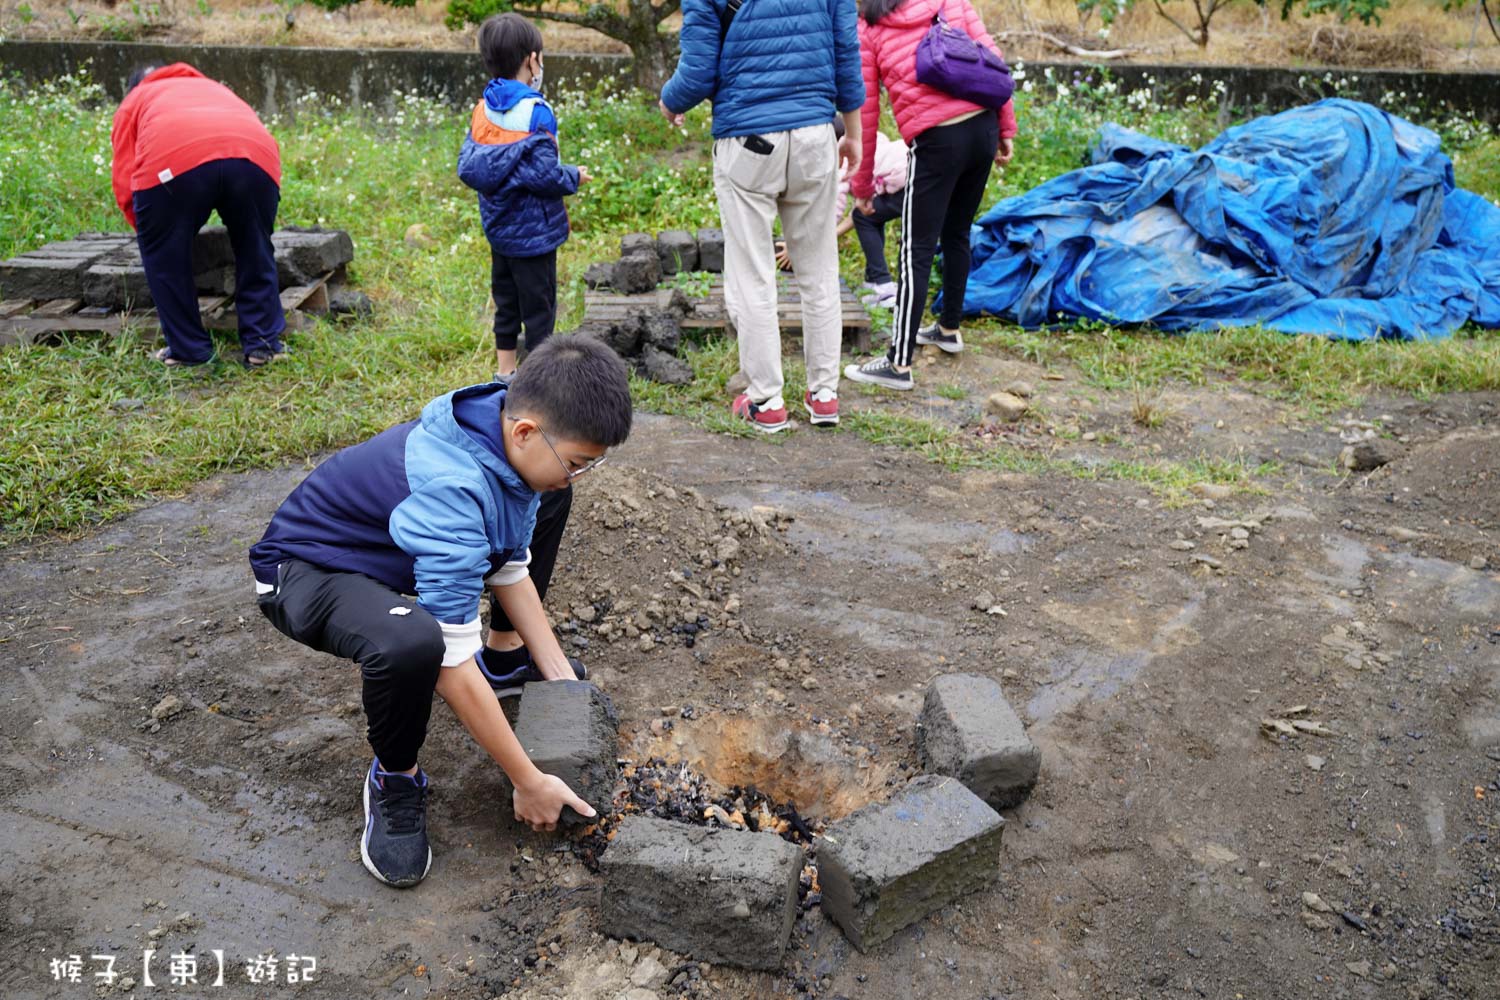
[659,0,865,433]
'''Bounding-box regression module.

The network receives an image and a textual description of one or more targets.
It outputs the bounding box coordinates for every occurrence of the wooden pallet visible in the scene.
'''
[583,275,873,353]
[0,272,334,348]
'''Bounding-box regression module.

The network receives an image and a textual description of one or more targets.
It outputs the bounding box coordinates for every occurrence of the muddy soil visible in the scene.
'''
[2,363,1498,1000]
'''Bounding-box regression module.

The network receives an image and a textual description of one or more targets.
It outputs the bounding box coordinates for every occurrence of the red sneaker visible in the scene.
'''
[731,393,789,433]
[804,388,839,427]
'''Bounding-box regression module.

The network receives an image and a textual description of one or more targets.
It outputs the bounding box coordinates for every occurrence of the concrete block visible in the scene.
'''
[82,263,152,309]
[636,347,693,385]
[511,680,619,823]
[193,225,236,272]
[817,774,1004,951]
[918,674,1040,809]
[601,816,802,969]
[639,311,681,353]
[612,251,660,295]
[620,232,655,259]
[697,228,725,272]
[656,230,698,275]
[0,255,92,300]
[272,227,355,285]
[583,261,615,290]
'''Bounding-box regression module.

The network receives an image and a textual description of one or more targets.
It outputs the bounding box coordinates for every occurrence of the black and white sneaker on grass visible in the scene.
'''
[843,355,914,391]
[361,759,432,888]
[915,324,964,353]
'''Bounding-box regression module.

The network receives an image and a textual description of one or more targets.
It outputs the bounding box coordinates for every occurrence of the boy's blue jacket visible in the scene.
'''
[249,384,539,666]
[660,0,864,139]
[458,78,579,258]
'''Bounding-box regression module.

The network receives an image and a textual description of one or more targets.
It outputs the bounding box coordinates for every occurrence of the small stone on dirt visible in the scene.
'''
[1470,555,1489,571]
[151,694,186,721]
[1191,483,1232,501]
[1340,440,1395,472]
[1302,891,1333,913]
[1346,960,1371,978]
[1300,912,1332,931]
[1001,379,1033,398]
[1191,554,1224,569]
[984,392,1028,422]
[631,954,669,989]
[403,223,436,249]
[1169,540,1196,551]
[1305,755,1325,772]
[574,605,598,623]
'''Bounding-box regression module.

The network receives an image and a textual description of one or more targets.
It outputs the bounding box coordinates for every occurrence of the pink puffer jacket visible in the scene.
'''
[851,0,1018,200]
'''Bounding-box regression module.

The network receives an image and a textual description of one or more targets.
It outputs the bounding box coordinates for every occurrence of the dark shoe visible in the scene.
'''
[493,371,514,387]
[361,759,432,888]
[243,347,288,369]
[843,356,913,391]
[915,324,964,353]
[731,393,790,433]
[478,647,588,699]
[153,346,211,368]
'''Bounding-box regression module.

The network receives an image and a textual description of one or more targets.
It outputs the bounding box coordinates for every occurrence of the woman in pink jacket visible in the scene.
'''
[844,0,1017,392]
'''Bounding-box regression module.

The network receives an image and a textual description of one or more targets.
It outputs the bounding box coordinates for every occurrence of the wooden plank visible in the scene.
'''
[198,295,229,315]
[30,298,82,319]
[0,299,33,319]
[278,271,334,312]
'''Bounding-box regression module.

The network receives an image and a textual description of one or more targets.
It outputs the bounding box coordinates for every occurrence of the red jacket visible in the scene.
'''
[110,63,281,228]
[852,0,1018,200]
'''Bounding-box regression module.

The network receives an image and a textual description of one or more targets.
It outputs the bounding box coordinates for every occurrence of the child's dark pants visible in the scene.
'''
[491,248,557,353]
[256,485,573,771]
[851,191,904,285]
[132,157,285,364]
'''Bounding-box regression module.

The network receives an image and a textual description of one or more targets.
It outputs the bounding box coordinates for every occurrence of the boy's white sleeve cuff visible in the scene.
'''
[439,619,483,667]
[484,548,532,588]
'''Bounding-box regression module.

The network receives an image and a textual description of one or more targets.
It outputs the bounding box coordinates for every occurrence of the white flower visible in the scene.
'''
[1057,84,1069,100]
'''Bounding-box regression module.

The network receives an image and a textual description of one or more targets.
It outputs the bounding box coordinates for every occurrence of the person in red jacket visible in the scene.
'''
[111,63,286,368]
[844,0,1018,392]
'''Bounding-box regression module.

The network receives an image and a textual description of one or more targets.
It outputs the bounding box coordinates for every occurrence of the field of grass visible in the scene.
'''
[1,70,1496,541]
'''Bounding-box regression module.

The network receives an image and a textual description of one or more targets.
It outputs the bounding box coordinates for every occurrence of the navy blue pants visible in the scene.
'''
[851,191,904,285]
[133,158,285,364]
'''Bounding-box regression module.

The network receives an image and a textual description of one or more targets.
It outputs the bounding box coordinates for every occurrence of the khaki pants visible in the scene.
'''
[713,124,842,405]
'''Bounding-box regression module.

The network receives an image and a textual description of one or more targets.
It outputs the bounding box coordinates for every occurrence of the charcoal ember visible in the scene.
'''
[640,311,681,353]
[637,347,693,386]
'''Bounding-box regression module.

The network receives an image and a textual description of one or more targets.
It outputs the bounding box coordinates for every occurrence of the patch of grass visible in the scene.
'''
[968,321,1500,412]
[935,383,967,401]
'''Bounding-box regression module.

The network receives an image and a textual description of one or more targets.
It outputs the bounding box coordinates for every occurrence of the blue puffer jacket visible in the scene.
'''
[249,385,539,667]
[457,79,580,258]
[660,0,864,139]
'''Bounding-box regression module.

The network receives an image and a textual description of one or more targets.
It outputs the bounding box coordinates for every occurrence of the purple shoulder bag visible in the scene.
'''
[914,8,1014,110]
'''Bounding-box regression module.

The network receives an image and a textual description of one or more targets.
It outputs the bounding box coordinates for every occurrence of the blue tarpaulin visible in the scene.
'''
[961,99,1500,340]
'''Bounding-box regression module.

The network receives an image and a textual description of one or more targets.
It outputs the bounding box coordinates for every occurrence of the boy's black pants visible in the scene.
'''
[491,248,557,353]
[133,157,285,364]
[851,191,904,285]
[256,486,572,772]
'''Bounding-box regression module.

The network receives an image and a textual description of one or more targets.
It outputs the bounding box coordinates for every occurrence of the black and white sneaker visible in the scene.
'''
[915,324,964,353]
[477,647,589,699]
[843,355,914,391]
[361,759,432,888]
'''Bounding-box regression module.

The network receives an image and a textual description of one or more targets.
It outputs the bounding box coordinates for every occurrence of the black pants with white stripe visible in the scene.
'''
[890,112,999,367]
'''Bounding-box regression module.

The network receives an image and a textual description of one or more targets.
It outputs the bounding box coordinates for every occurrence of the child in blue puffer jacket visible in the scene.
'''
[458,13,591,381]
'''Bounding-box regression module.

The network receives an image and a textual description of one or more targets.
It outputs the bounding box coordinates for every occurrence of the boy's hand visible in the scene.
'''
[855,197,875,216]
[514,772,596,832]
[658,99,684,128]
[577,166,593,185]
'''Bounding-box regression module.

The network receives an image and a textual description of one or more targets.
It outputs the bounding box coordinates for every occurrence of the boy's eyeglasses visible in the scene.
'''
[508,417,608,481]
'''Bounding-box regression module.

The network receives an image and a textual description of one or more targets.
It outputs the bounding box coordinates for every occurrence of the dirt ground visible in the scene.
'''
[2,351,1498,999]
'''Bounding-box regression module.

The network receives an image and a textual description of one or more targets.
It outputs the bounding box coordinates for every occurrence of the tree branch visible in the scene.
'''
[994,30,1136,60]
[653,0,682,19]
[1153,0,1206,46]
[512,4,627,38]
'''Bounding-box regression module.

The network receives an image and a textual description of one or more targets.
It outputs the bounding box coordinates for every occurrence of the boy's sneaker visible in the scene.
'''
[861,281,897,308]
[915,324,964,353]
[493,372,513,387]
[477,647,589,699]
[804,388,839,427]
[731,394,790,433]
[843,356,914,391]
[361,759,432,888]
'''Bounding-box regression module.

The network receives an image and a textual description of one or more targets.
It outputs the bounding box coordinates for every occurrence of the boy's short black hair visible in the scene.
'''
[505,336,633,448]
[126,63,161,93]
[479,13,544,80]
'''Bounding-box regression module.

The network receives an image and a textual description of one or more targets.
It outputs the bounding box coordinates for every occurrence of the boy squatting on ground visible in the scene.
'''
[249,338,631,888]
[459,13,591,383]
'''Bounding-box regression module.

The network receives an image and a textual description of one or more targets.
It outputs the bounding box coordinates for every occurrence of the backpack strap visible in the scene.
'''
[720,0,745,44]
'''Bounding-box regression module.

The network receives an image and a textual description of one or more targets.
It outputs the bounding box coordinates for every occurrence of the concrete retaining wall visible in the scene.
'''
[1,40,1496,122]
